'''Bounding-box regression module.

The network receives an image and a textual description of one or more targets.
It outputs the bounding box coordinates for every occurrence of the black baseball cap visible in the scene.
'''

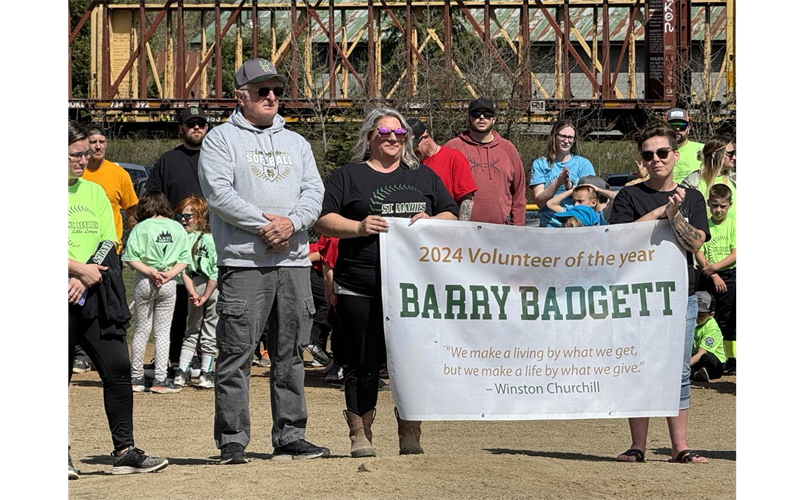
[408,118,427,148]
[468,98,495,115]
[180,106,207,124]
[87,123,107,137]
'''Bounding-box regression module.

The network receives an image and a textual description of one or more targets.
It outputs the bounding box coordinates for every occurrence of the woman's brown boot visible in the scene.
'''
[395,407,424,455]
[344,410,376,458]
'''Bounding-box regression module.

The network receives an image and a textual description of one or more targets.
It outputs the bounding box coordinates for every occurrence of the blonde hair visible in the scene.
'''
[699,135,733,194]
[175,195,211,258]
[561,217,583,228]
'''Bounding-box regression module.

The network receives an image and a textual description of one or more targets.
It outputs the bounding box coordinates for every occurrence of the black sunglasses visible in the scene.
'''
[668,122,688,131]
[640,147,674,162]
[256,86,284,97]
[175,213,193,222]
[470,110,495,119]
[185,120,206,129]
[724,149,736,158]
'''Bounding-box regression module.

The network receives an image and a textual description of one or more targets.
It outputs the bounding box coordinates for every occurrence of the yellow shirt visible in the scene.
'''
[81,159,138,251]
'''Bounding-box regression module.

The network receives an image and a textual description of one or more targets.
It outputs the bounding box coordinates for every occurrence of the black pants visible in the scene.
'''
[705,268,736,344]
[337,294,385,415]
[309,268,331,349]
[329,307,347,366]
[692,351,724,380]
[68,308,135,452]
[169,284,189,364]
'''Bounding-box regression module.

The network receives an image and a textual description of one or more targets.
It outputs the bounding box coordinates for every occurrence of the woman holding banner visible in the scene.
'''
[315,107,458,458]
[609,123,710,464]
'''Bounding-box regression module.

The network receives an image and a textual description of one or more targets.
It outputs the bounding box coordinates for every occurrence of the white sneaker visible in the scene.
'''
[196,371,214,389]
[173,369,189,387]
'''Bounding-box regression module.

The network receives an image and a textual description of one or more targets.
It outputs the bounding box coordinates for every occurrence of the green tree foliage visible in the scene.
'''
[70,0,93,98]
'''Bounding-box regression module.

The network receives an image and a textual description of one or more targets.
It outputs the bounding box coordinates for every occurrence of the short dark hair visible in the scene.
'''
[635,123,678,151]
[708,184,732,203]
[136,191,174,221]
[69,121,87,146]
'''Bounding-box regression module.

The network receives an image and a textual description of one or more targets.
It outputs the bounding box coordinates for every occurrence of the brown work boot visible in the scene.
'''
[344,410,376,458]
[395,407,424,455]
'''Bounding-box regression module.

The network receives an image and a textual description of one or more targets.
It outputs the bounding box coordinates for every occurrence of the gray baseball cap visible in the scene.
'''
[234,58,287,88]
[696,291,715,313]
[577,175,610,191]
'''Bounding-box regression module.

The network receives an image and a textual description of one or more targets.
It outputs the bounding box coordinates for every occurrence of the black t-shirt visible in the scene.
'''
[610,182,710,296]
[321,162,458,295]
[145,145,203,209]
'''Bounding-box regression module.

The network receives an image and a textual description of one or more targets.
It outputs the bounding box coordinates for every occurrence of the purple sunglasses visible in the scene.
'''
[376,126,407,138]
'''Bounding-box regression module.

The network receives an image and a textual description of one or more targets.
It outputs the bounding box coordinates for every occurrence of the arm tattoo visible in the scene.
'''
[459,199,473,221]
[670,210,704,253]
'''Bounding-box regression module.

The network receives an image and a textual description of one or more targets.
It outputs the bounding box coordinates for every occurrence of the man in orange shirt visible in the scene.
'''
[81,124,139,253]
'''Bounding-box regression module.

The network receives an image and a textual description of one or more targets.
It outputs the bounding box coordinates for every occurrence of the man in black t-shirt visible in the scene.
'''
[610,123,710,464]
[145,106,208,209]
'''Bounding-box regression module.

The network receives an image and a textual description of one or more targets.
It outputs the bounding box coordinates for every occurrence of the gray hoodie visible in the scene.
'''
[198,107,324,267]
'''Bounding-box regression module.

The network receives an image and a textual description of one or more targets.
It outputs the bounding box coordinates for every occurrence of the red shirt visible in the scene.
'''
[309,236,325,274]
[319,235,339,270]
[421,146,477,203]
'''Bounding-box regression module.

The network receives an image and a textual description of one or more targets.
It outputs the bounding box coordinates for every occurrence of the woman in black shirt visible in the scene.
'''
[316,107,457,458]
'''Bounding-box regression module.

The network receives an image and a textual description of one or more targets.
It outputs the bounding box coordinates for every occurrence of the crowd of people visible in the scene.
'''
[68,58,736,478]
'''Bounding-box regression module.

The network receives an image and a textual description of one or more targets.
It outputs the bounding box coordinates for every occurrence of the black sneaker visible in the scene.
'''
[68,449,79,480]
[692,367,710,382]
[272,439,330,460]
[378,379,391,392]
[220,442,249,464]
[73,359,92,374]
[110,447,169,475]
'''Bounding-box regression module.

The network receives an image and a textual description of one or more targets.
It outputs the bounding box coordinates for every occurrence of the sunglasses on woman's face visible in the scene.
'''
[724,149,736,158]
[175,213,194,222]
[256,86,284,97]
[640,147,674,162]
[376,127,407,139]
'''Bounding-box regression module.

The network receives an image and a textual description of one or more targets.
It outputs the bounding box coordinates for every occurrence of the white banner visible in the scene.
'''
[380,218,688,420]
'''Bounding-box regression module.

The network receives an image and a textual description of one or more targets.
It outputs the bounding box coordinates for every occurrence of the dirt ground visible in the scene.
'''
[68,349,736,500]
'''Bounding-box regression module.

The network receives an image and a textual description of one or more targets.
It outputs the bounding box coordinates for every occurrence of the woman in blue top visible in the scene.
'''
[530,119,595,227]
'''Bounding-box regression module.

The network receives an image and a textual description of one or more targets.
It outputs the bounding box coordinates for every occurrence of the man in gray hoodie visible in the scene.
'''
[198,58,329,464]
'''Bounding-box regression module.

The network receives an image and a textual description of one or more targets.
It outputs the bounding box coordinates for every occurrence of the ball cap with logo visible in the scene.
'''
[234,58,288,88]
[180,106,207,124]
[666,107,690,123]
[696,291,715,313]
[576,175,610,191]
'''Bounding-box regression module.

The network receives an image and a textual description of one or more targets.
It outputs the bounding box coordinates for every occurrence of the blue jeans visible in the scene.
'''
[680,294,697,410]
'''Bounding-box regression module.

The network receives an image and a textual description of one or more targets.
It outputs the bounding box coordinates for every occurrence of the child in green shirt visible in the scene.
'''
[695,184,736,375]
[691,291,726,382]
[123,191,191,393]
[173,196,219,389]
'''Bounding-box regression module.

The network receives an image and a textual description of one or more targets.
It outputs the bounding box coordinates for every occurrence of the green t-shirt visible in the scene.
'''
[701,217,736,270]
[693,317,726,363]
[673,140,704,184]
[68,178,117,262]
[123,217,191,272]
[184,231,219,281]
[699,176,736,222]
